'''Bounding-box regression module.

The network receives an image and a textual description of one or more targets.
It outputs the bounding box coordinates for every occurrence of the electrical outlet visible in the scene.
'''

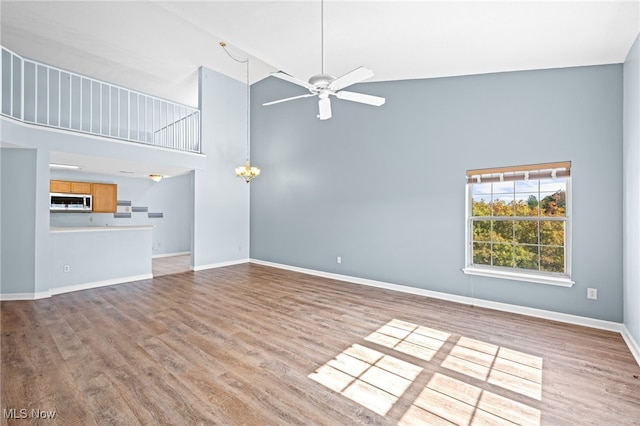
[587,288,598,300]
[63,265,70,273]
[337,256,342,264]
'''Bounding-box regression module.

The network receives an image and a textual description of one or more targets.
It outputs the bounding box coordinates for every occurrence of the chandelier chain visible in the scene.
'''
[221,43,250,162]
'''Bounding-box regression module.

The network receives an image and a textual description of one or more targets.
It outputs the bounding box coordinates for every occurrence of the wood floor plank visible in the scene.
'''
[2,263,640,425]
[2,303,96,425]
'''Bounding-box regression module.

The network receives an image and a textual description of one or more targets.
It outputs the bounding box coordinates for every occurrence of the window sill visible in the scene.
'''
[462,267,575,287]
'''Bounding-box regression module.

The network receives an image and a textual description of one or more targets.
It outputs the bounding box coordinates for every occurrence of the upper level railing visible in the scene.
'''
[1,47,200,153]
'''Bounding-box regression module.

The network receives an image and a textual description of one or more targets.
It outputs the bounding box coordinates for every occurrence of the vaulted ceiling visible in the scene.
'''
[3,1,639,108]
[1,1,638,178]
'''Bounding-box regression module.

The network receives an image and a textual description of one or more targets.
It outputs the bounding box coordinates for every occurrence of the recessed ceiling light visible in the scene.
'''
[49,163,80,170]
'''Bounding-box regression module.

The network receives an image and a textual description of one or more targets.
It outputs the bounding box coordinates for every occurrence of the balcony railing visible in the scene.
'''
[1,46,200,153]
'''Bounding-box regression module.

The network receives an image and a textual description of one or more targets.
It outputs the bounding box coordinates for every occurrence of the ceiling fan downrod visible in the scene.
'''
[262,0,385,120]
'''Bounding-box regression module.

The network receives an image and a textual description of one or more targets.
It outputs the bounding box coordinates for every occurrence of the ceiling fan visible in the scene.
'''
[263,0,385,120]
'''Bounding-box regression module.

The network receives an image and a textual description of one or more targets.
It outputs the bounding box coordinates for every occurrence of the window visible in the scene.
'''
[463,162,573,287]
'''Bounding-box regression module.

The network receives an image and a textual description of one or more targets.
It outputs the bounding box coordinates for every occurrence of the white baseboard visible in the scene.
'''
[3,258,638,367]
[191,258,249,272]
[621,325,640,367]
[470,298,624,333]
[0,290,52,301]
[152,251,190,259]
[0,274,153,300]
[249,259,626,335]
[50,274,153,296]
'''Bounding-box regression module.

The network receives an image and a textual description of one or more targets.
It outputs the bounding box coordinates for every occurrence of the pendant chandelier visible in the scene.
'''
[221,42,260,183]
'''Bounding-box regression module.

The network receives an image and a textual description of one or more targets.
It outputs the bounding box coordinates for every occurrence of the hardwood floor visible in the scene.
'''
[152,254,191,277]
[2,263,639,425]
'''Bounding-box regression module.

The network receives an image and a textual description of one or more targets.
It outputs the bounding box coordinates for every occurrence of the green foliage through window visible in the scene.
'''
[469,179,567,275]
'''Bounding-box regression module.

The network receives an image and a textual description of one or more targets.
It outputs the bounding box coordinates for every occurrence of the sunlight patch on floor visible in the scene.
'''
[364,318,451,361]
[309,319,543,424]
[309,343,423,416]
[399,373,541,426]
[442,336,543,400]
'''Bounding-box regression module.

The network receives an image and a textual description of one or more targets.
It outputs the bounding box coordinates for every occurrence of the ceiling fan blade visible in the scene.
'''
[263,93,315,106]
[270,71,314,90]
[329,66,374,91]
[336,90,386,106]
[318,98,332,120]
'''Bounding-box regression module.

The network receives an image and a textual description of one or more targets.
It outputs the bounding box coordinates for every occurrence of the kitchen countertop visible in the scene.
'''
[50,225,154,233]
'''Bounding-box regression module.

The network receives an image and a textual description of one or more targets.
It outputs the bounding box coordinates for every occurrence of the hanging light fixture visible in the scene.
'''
[221,42,261,183]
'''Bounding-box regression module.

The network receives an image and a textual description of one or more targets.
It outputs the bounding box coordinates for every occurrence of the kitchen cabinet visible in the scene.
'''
[71,181,92,194]
[50,180,92,194]
[91,183,117,213]
[50,180,70,193]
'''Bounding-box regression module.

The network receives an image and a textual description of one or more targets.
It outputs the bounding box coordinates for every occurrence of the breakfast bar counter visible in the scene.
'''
[50,225,153,294]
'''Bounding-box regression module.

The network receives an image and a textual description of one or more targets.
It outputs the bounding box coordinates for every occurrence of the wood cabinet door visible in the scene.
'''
[70,181,92,194]
[91,183,117,213]
[50,180,71,193]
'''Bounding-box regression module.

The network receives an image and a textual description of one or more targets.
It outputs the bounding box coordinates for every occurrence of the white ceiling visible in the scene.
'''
[1,0,639,178]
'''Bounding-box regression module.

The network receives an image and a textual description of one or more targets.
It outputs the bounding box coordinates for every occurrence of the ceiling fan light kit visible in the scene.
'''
[263,0,385,120]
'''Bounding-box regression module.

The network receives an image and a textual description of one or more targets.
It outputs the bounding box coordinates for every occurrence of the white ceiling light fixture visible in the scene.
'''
[263,0,385,120]
[149,174,163,182]
[221,42,261,183]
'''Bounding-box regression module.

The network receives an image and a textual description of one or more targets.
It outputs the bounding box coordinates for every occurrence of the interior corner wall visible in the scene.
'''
[624,33,640,344]
[250,64,623,322]
[33,145,51,294]
[192,67,249,268]
[1,148,38,294]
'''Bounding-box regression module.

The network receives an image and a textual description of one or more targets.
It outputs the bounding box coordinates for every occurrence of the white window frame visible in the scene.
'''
[462,165,574,287]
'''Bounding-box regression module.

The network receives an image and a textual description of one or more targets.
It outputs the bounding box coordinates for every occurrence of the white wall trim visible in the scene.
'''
[191,258,249,272]
[50,274,153,296]
[0,290,52,301]
[462,267,575,287]
[621,325,640,366]
[152,251,191,259]
[250,259,626,335]
[2,259,637,367]
[50,225,154,233]
[0,274,153,300]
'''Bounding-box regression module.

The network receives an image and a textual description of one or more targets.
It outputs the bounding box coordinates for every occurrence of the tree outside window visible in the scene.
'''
[466,162,571,280]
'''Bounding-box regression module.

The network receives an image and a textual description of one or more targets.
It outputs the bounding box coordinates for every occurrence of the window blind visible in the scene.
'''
[466,161,571,184]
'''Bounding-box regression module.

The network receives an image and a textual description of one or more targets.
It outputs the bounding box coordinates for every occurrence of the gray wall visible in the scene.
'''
[50,171,192,256]
[624,33,640,343]
[192,67,249,268]
[250,64,623,322]
[1,148,37,294]
[50,227,152,289]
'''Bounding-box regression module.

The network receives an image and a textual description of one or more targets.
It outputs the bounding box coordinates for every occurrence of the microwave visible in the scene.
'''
[50,193,92,212]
